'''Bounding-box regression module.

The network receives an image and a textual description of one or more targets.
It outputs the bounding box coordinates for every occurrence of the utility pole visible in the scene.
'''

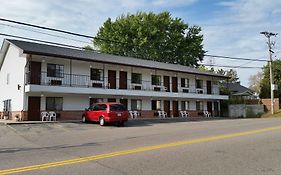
[260,31,277,114]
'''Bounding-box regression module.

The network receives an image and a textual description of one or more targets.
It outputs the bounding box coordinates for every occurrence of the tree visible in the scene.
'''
[260,59,281,99]
[91,12,205,67]
[216,69,240,83]
[248,72,263,95]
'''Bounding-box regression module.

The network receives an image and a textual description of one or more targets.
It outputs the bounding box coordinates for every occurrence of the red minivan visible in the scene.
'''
[82,103,128,126]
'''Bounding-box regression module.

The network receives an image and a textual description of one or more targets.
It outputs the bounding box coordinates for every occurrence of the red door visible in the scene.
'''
[172,77,178,92]
[30,62,41,85]
[119,71,127,89]
[28,97,41,121]
[172,101,179,117]
[164,76,170,92]
[108,70,116,89]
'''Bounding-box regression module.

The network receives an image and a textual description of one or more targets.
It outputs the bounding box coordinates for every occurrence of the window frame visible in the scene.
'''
[152,75,161,86]
[181,78,189,88]
[47,64,64,78]
[90,68,104,81]
[196,101,204,111]
[181,101,190,111]
[131,99,142,110]
[131,73,142,84]
[46,97,63,111]
[196,79,203,89]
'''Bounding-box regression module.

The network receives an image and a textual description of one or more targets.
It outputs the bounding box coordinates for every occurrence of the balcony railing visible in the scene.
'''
[25,72,221,95]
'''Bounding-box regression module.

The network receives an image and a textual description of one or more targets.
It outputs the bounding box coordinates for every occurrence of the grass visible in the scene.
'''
[261,110,281,118]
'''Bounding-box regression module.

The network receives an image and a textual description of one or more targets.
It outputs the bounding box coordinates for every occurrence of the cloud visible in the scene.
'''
[0,0,280,86]
[201,0,281,85]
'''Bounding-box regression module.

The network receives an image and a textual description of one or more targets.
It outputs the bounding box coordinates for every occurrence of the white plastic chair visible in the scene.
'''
[41,112,49,121]
[129,111,135,119]
[133,111,140,118]
[180,111,189,118]
[203,110,211,118]
[158,111,167,118]
[48,111,57,121]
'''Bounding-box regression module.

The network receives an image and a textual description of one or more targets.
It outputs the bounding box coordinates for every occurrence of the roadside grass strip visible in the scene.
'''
[1,125,281,174]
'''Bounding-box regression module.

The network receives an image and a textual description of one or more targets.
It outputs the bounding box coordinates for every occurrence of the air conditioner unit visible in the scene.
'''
[133,85,142,90]
[196,89,203,94]
[182,88,189,93]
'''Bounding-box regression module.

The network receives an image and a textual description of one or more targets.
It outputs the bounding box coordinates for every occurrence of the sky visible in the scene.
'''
[0,0,281,86]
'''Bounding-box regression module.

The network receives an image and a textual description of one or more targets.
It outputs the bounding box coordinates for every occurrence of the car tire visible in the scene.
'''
[99,117,105,126]
[82,115,87,123]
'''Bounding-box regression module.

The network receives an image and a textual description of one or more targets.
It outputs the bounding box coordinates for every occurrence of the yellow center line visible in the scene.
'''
[1,125,281,175]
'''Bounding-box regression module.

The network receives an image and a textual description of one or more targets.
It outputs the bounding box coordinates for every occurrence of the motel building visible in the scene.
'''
[0,39,229,121]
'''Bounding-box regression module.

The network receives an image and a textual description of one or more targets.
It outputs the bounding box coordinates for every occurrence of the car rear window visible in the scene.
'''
[110,104,126,111]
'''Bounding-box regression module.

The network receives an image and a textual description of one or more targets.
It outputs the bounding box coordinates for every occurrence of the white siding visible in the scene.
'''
[0,44,26,111]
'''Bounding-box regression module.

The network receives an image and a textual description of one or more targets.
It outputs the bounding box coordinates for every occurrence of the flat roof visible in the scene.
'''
[6,39,228,78]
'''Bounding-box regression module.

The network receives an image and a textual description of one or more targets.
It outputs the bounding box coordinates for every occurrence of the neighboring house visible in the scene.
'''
[222,82,258,100]
[0,39,228,121]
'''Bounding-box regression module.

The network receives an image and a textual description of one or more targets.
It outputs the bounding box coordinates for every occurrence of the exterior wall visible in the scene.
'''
[33,93,220,120]
[28,55,224,98]
[0,44,26,119]
[261,98,279,112]
[229,104,264,118]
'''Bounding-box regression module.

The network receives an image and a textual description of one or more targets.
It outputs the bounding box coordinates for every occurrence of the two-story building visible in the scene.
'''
[0,39,228,121]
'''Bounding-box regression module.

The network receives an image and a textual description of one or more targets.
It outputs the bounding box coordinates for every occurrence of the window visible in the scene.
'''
[3,99,11,111]
[46,97,63,111]
[196,101,204,111]
[131,99,142,110]
[181,78,189,88]
[110,104,126,111]
[47,64,64,78]
[90,68,103,81]
[196,79,203,89]
[92,104,107,111]
[152,75,161,86]
[131,73,142,84]
[181,101,189,111]
[152,100,161,110]
[89,98,103,107]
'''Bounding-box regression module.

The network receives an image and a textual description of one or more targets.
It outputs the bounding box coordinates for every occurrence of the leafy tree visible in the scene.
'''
[216,69,240,83]
[248,71,263,95]
[91,11,205,67]
[260,59,281,99]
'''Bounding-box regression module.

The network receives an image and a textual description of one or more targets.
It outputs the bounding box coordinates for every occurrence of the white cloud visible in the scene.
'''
[201,0,281,86]
[0,0,280,86]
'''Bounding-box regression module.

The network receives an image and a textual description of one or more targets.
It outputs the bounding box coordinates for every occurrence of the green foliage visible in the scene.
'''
[216,69,240,83]
[91,11,205,67]
[260,59,281,99]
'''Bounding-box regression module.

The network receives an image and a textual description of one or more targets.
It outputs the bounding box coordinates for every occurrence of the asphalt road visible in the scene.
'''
[1,118,281,175]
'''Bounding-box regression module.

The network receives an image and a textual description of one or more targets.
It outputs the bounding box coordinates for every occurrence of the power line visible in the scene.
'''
[0,23,92,44]
[0,17,131,46]
[204,54,267,62]
[201,64,263,69]
[0,32,267,70]
[0,33,84,50]
[0,17,270,63]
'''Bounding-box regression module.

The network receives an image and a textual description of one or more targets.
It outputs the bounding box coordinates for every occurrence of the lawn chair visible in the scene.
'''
[48,111,57,121]
[41,112,49,121]
[203,110,211,118]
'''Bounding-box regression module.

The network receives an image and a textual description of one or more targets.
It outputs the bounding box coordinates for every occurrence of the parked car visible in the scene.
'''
[82,103,128,126]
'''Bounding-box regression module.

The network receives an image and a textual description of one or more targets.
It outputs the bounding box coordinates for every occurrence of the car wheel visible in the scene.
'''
[82,115,87,123]
[99,117,105,126]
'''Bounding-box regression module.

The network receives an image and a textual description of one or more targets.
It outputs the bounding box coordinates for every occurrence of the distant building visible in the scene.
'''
[222,82,258,100]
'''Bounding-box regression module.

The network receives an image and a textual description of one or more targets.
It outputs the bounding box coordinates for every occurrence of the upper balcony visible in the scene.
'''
[25,71,223,94]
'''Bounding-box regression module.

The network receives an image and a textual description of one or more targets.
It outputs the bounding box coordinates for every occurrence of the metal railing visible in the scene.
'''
[25,72,221,95]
